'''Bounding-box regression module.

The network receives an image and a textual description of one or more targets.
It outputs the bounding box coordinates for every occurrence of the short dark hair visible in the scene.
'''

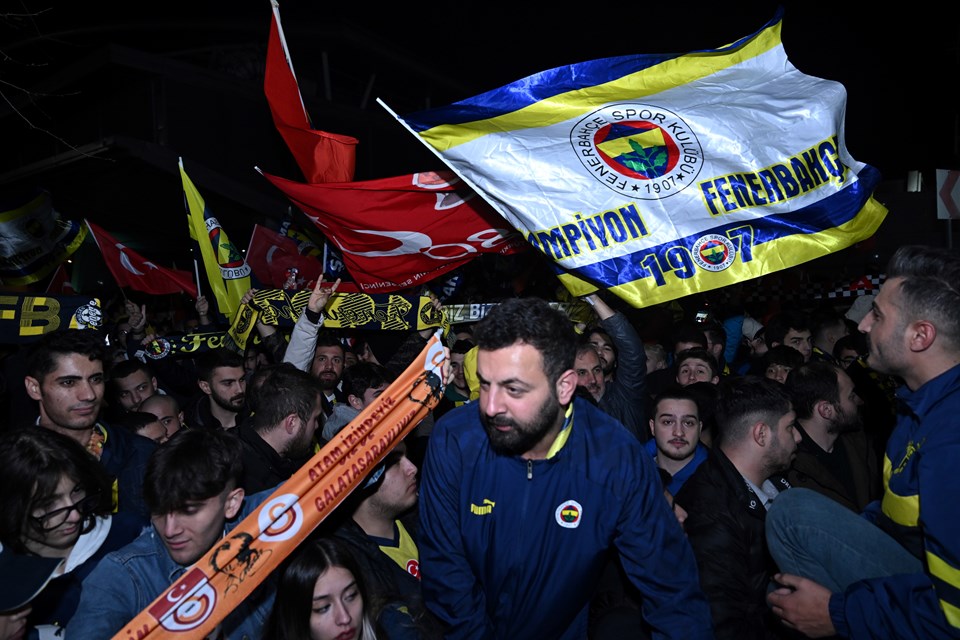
[810,309,847,344]
[672,322,707,351]
[651,385,701,418]
[886,245,960,350]
[451,339,474,356]
[244,340,274,364]
[117,410,162,435]
[833,333,866,360]
[785,361,842,420]
[473,298,575,384]
[0,427,112,552]
[108,359,153,384]
[196,348,244,383]
[763,345,805,370]
[143,428,243,515]
[674,347,720,379]
[764,311,810,348]
[26,329,105,382]
[247,364,323,433]
[341,362,393,400]
[702,320,726,349]
[686,381,720,437]
[714,375,792,447]
[315,331,346,353]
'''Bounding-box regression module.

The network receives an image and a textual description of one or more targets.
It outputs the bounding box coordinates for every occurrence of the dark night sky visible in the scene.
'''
[6,1,956,181]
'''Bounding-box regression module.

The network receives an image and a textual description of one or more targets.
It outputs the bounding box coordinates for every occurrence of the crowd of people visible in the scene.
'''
[0,244,958,640]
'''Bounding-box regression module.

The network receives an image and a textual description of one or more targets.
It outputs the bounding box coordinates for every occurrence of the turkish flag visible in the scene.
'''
[259,169,528,293]
[265,3,357,183]
[245,224,325,290]
[86,220,198,297]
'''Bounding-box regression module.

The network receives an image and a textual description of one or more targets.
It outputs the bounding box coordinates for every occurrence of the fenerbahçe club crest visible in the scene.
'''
[570,103,703,200]
[555,500,583,529]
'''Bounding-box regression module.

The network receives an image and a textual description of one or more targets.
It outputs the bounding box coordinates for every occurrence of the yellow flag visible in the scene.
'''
[179,159,251,319]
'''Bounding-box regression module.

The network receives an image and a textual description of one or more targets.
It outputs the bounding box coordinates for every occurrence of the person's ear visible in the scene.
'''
[556,369,577,405]
[908,320,937,352]
[150,377,159,391]
[24,376,42,401]
[711,375,720,385]
[198,380,211,396]
[283,413,299,434]
[752,421,767,447]
[223,487,245,520]
[348,394,364,411]
[649,419,656,437]
[816,400,835,421]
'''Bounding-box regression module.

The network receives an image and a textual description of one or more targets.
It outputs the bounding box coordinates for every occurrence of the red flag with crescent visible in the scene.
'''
[258,169,528,293]
[86,220,198,297]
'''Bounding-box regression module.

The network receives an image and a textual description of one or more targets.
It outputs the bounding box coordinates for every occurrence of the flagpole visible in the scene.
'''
[193,258,202,299]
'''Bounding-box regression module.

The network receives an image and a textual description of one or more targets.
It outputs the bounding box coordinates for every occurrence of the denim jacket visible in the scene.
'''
[66,490,276,639]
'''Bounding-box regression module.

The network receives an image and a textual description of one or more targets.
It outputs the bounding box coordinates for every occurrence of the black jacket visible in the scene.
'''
[596,311,648,441]
[182,392,249,431]
[786,425,881,513]
[235,424,310,494]
[675,448,790,640]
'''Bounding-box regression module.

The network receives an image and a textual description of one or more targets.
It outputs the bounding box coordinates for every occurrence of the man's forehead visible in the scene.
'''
[116,369,151,385]
[575,350,601,365]
[315,345,344,357]
[588,333,611,346]
[655,398,699,417]
[49,352,103,376]
[212,366,244,380]
[875,277,904,308]
[679,358,709,369]
[476,344,544,379]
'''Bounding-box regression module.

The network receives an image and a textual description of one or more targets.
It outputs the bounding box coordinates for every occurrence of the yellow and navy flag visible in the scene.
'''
[386,10,887,308]
[0,192,87,287]
[179,158,252,320]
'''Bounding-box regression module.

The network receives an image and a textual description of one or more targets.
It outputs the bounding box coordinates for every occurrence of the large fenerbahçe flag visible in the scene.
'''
[385,11,888,307]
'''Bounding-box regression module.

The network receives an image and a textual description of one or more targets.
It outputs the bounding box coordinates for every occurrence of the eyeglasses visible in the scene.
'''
[32,492,101,531]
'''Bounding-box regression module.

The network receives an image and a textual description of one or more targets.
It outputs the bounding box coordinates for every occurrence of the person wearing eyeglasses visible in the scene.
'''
[0,427,145,638]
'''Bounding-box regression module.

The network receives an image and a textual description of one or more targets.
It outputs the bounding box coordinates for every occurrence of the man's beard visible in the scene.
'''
[827,404,862,435]
[284,424,315,459]
[600,358,615,376]
[318,374,339,392]
[763,431,795,477]
[659,440,695,462]
[211,391,245,413]
[480,394,560,457]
